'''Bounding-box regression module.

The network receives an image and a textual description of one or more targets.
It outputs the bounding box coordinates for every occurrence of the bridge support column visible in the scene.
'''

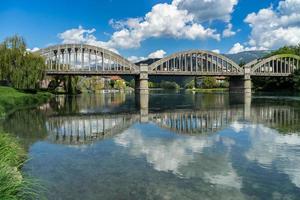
[244,91,251,121]
[244,66,252,95]
[229,76,245,93]
[135,91,149,123]
[139,93,149,123]
[229,66,252,94]
[135,64,149,94]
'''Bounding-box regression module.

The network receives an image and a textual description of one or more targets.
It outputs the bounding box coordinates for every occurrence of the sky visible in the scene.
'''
[1,0,299,61]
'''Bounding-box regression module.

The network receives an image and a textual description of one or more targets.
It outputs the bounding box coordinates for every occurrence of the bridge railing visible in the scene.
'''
[247,54,300,76]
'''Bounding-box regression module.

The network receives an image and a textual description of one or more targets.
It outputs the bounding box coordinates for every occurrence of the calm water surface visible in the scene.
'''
[2,91,300,200]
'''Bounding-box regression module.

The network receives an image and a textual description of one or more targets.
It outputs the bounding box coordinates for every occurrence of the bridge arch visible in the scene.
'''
[38,44,138,74]
[247,54,300,76]
[149,50,243,75]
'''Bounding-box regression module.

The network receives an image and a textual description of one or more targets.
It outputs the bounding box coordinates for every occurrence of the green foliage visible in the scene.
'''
[202,77,217,89]
[268,44,300,57]
[148,81,159,88]
[185,80,195,89]
[219,80,229,88]
[0,133,42,200]
[0,35,46,90]
[128,79,135,88]
[113,80,126,90]
[292,69,300,90]
[253,44,300,91]
[160,81,180,90]
[252,76,294,91]
[239,61,246,67]
[0,86,52,118]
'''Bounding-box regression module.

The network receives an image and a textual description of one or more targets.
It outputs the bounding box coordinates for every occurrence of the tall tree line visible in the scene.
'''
[0,35,45,90]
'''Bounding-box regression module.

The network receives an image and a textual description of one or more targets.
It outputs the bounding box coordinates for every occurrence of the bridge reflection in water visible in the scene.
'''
[46,114,138,145]
[35,93,300,146]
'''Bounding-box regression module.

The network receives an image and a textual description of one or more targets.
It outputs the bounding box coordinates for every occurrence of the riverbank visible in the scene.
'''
[0,86,53,118]
[186,88,228,92]
[0,86,51,199]
[0,132,40,199]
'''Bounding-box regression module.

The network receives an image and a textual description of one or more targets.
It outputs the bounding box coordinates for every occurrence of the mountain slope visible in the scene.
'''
[224,50,272,64]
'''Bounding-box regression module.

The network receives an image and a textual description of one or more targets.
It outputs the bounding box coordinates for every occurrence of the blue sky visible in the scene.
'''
[1,0,299,60]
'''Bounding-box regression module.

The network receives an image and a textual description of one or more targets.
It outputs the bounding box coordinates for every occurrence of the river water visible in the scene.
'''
[2,91,300,200]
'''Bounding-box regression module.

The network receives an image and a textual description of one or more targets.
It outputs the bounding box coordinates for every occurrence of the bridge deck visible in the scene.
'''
[45,70,293,77]
[45,70,139,76]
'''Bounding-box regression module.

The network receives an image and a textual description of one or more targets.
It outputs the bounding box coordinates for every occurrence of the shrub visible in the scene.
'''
[160,81,180,90]
[202,77,217,88]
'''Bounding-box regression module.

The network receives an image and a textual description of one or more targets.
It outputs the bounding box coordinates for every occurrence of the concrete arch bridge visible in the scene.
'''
[38,44,300,93]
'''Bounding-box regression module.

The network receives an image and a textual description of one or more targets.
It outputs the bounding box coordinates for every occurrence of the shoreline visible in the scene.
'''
[0,86,53,118]
[186,88,228,92]
[0,86,52,199]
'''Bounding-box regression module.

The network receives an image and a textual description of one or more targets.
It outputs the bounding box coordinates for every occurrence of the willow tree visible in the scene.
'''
[0,35,45,89]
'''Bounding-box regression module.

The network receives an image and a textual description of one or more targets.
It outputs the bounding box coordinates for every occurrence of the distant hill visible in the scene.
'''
[135,58,160,66]
[224,50,272,64]
[135,50,272,66]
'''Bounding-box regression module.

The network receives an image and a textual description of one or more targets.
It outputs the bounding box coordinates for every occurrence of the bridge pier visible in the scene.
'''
[229,76,252,93]
[135,92,149,123]
[135,64,149,94]
[139,93,149,123]
[244,91,252,121]
[229,66,252,94]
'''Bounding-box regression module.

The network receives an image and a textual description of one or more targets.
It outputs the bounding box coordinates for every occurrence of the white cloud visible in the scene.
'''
[148,49,166,59]
[241,123,300,188]
[26,47,40,52]
[58,0,240,51]
[222,23,236,38]
[228,42,266,54]
[107,3,220,49]
[228,43,246,54]
[128,49,167,62]
[127,56,146,63]
[58,26,119,54]
[114,128,213,174]
[212,49,220,54]
[173,0,238,22]
[243,0,300,50]
[58,25,96,44]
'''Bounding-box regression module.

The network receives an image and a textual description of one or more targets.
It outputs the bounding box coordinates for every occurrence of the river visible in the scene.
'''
[2,91,300,200]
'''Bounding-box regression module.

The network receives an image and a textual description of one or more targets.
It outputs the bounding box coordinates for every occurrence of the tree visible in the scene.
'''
[202,77,217,88]
[0,35,46,90]
[160,81,180,90]
[292,69,300,90]
[252,44,300,91]
[185,79,195,89]
[268,45,300,57]
[128,79,135,88]
[113,80,126,90]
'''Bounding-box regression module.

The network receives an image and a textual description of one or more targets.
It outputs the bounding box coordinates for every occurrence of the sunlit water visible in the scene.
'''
[2,91,300,200]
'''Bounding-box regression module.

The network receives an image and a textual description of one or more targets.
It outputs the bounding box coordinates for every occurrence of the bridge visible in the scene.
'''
[38,44,300,94]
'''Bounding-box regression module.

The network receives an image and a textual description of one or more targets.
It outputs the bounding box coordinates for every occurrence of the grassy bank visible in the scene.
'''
[0,86,53,118]
[0,133,39,199]
[0,87,50,199]
[186,88,229,92]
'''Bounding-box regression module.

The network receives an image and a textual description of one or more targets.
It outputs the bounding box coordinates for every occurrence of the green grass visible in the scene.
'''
[0,87,50,199]
[0,86,53,118]
[0,133,43,200]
